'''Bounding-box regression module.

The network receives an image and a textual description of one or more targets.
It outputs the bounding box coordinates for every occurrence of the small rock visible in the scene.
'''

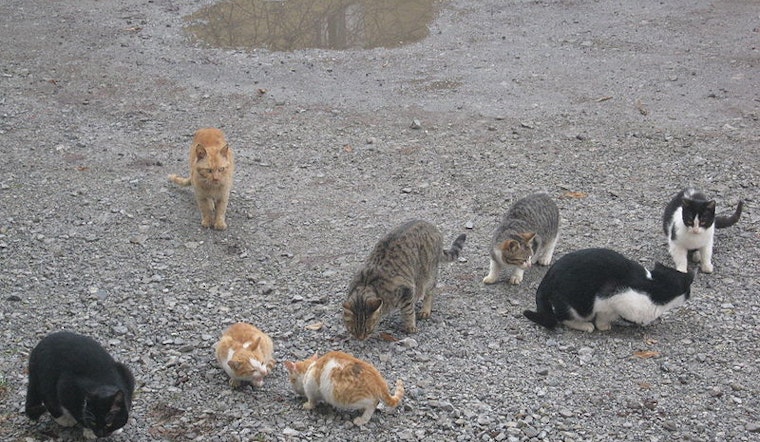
[410,119,422,129]
[396,337,418,348]
[465,221,474,229]
[746,422,760,433]
[112,326,129,336]
[6,295,21,302]
[662,421,678,431]
[283,428,300,437]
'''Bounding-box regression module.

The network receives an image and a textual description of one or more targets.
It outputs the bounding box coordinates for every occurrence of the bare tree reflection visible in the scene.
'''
[185,0,438,51]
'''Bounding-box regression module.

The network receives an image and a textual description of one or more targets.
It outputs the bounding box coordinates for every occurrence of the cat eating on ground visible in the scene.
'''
[662,187,743,273]
[214,322,276,388]
[343,220,466,340]
[169,127,235,230]
[25,331,135,440]
[483,192,559,285]
[284,351,404,426]
[523,248,694,332]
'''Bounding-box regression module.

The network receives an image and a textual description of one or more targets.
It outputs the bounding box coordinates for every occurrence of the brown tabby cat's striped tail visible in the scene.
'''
[168,174,191,186]
[715,200,743,229]
[441,234,467,262]
[382,379,405,409]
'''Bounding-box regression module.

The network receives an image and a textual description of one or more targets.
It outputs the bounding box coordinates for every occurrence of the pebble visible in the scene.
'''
[410,119,422,129]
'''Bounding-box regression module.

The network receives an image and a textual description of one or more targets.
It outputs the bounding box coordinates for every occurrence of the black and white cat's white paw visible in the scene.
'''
[53,409,78,427]
[82,428,97,440]
[700,262,714,273]
[563,320,595,333]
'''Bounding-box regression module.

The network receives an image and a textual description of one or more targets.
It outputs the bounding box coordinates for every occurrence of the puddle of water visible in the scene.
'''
[185,0,440,52]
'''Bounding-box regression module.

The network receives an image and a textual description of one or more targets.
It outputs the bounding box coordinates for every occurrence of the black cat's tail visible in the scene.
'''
[441,234,467,262]
[715,200,743,229]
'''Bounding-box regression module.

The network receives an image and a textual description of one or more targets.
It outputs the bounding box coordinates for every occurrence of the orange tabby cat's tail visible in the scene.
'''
[382,379,404,409]
[168,174,191,186]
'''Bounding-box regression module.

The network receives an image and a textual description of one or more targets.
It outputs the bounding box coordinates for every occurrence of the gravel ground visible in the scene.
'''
[1,0,758,441]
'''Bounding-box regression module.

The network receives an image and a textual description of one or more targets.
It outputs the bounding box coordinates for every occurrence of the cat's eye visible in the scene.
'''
[204,168,213,174]
[218,167,225,172]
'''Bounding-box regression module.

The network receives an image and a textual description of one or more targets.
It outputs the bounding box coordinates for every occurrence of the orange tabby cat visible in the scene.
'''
[168,127,234,230]
[284,351,404,426]
[214,322,275,388]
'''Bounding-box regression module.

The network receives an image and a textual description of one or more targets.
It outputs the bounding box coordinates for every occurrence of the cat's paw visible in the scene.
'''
[595,322,612,331]
[228,379,241,388]
[201,218,213,228]
[353,416,370,426]
[303,402,315,410]
[537,257,552,266]
[508,274,523,285]
[213,220,227,230]
[417,310,431,320]
[82,428,97,440]
[405,324,419,333]
[53,413,77,427]
[482,275,498,284]
[700,262,714,273]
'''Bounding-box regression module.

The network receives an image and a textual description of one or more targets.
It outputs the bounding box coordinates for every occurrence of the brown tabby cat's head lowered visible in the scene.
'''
[498,232,536,268]
[343,288,385,341]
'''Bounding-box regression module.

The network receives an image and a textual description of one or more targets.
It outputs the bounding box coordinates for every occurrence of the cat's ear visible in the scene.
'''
[194,144,208,160]
[220,143,230,158]
[284,361,296,373]
[249,337,262,350]
[521,232,537,243]
[499,239,519,252]
[342,302,354,313]
[706,200,716,211]
[366,297,383,313]
[228,360,242,371]
[110,391,125,413]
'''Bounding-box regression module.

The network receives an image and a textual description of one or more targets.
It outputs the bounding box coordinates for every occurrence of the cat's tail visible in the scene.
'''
[382,379,405,410]
[715,200,743,229]
[441,234,467,262]
[168,174,191,186]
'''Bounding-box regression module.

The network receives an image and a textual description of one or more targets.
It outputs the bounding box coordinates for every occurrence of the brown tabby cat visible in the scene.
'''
[343,220,466,340]
[284,351,404,426]
[168,127,234,230]
[214,322,275,388]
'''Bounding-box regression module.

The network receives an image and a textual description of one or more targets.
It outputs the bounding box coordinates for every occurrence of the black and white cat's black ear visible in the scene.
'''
[115,362,135,393]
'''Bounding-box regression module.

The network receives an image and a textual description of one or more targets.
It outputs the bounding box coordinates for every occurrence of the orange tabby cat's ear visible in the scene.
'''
[284,361,296,373]
[220,143,230,158]
[247,337,261,350]
[194,144,207,160]
[227,360,242,371]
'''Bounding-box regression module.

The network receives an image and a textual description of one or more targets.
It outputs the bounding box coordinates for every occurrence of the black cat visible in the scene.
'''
[25,331,135,439]
[523,248,694,332]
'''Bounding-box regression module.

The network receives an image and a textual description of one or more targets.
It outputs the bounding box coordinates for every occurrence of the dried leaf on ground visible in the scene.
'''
[633,350,660,359]
[304,322,323,331]
[378,332,398,342]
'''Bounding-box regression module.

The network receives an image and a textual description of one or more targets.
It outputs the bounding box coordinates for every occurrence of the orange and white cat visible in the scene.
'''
[214,322,275,388]
[169,127,234,230]
[284,351,404,426]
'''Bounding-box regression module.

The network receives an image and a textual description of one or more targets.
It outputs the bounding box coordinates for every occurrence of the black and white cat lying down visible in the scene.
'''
[523,248,695,332]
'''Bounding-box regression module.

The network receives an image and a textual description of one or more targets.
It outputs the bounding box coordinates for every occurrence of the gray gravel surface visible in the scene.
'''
[1,0,758,441]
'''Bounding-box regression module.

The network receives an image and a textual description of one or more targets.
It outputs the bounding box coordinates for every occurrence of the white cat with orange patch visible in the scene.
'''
[169,127,235,230]
[214,322,275,388]
[284,351,404,426]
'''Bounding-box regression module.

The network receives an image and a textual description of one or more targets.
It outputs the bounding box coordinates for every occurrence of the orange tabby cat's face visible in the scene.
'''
[284,354,318,395]
[190,128,234,187]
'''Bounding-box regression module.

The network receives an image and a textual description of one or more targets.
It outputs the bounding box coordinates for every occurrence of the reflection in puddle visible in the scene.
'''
[185,0,439,51]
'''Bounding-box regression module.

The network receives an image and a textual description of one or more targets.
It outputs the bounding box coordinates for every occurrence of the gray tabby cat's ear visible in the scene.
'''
[499,239,519,252]
[521,232,537,243]
[342,302,353,312]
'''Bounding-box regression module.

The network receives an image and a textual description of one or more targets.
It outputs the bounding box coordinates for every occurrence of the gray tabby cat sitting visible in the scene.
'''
[483,193,559,285]
[343,220,466,340]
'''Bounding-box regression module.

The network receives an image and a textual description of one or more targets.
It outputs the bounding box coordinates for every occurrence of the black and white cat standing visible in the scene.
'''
[26,331,135,440]
[662,188,743,273]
